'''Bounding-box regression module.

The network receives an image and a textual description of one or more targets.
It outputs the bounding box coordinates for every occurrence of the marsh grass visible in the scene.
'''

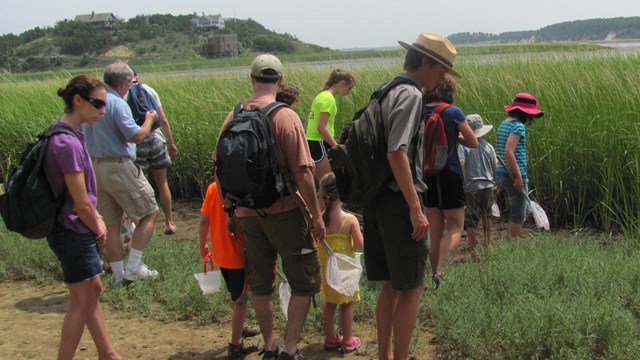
[0,48,638,233]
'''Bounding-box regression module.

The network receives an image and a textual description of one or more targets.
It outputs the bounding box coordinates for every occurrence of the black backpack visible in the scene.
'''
[215,102,290,211]
[127,83,161,130]
[327,77,419,206]
[0,126,76,239]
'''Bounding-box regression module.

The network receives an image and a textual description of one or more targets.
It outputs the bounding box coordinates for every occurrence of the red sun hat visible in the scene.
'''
[504,92,544,118]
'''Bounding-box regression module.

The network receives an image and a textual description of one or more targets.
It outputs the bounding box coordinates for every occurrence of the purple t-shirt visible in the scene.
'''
[44,120,98,234]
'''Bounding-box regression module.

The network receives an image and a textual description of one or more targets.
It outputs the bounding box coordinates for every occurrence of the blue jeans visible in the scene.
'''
[497,175,529,223]
[47,227,103,284]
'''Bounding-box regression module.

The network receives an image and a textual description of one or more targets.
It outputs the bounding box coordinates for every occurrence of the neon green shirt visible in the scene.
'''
[306,90,337,141]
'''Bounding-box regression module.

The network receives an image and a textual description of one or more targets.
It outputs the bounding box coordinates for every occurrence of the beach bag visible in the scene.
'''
[127,83,161,130]
[327,77,418,205]
[194,256,222,295]
[322,240,362,297]
[423,102,451,177]
[215,102,290,210]
[0,126,76,239]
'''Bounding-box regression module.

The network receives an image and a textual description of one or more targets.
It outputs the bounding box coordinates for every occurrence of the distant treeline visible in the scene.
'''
[449,17,640,44]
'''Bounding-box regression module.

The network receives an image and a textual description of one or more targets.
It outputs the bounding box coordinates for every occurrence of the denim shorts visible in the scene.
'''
[497,175,529,223]
[47,227,103,284]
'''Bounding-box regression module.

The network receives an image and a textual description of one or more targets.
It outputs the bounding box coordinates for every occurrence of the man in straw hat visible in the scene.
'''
[458,114,497,258]
[362,32,460,360]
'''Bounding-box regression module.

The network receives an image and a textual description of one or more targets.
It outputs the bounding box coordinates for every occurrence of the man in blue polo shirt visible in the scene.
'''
[82,60,160,285]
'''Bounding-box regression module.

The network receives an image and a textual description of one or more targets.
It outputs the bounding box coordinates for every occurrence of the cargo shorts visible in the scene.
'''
[239,208,321,297]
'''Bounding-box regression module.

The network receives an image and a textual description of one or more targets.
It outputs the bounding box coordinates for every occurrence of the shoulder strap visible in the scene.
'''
[434,102,452,115]
[337,214,351,233]
[232,102,243,118]
[259,101,289,117]
[45,126,78,139]
[373,76,419,102]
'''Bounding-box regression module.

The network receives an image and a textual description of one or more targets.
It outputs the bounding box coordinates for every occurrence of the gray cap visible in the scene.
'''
[251,54,283,79]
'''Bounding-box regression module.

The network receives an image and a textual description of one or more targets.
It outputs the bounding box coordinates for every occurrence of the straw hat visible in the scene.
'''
[398,32,460,77]
[504,92,544,117]
[466,114,493,138]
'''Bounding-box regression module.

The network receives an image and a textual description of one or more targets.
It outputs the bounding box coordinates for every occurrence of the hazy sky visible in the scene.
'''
[1,0,637,49]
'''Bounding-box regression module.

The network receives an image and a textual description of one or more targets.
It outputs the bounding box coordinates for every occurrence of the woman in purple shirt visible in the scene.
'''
[44,75,122,360]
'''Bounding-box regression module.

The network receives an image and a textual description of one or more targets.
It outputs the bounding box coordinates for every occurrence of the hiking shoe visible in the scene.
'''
[323,335,343,350]
[277,349,305,360]
[341,336,361,354]
[432,273,444,289]
[259,346,281,360]
[228,339,259,359]
[124,263,159,281]
[242,325,261,338]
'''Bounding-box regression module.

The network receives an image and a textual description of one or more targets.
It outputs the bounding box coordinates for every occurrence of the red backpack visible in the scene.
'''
[423,102,451,177]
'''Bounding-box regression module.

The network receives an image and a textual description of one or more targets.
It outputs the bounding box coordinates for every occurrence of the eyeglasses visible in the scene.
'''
[79,94,106,109]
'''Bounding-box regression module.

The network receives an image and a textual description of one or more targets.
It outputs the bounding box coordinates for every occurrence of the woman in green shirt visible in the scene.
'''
[306,69,356,181]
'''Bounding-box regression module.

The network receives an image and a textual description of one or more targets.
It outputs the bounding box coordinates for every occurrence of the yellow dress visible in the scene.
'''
[317,215,361,304]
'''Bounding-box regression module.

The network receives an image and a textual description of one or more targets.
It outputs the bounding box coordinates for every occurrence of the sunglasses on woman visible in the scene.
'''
[79,94,107,109]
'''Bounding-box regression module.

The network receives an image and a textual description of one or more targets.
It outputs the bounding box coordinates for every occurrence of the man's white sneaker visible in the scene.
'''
[124,264,159,281]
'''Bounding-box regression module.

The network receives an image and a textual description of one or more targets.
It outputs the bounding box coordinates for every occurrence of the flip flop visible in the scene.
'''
[164,227,177,235]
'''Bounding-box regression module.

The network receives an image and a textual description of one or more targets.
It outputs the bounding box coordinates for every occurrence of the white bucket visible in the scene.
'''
[193,271,222,295]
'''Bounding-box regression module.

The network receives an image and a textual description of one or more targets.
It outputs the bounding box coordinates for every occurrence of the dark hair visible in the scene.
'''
[254,75,280,84]
[404,49,439,71]
[318,172,339,227]
[276,83,300,106]
[507,109,535,124]
[57,74,107,113]
[423,77,457,104]
[323,69,356,91]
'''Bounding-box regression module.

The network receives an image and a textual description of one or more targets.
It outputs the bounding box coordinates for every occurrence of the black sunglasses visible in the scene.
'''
[79,94,106,109]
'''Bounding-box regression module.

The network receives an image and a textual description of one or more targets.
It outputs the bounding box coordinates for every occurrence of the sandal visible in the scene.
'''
[242,325,261,338]
[323,335,343,350]
[341,336,361,354]
[258,345,281,360]
[228,339,259,359]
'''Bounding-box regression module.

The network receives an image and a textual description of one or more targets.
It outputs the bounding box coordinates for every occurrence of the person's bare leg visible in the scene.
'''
[392,284,424,360]
[130,211,158,251]
[467,226,478,253]
[314,158,331,184]
[506,221,523,239]
[83,278,121,360]
[376,282,398,360]
[340,302,354,341]
[230,300,249,345]
[253,294,275,352]
[152,168,175,233]
[105,223,124,262]
[427,208,444,276]
[437,208,465,274]
[282,294,311,355]
[323,302,338,339]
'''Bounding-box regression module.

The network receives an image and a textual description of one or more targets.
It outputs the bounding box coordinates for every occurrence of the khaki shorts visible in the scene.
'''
[92,157,159,225]
[464,188,495,229]
[239,209,321,296]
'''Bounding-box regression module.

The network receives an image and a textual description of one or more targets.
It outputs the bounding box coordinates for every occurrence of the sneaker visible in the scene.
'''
[228,339,259,359]
[259,346,281,360]
[242,325,261,338]
[277,349,305,360]
[124,263,159,281]
[323,335,343,350]
[341,336,361,354]
[432,273,444,289]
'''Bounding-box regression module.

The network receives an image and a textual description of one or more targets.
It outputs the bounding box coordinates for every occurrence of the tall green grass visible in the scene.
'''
[0,50,638,233]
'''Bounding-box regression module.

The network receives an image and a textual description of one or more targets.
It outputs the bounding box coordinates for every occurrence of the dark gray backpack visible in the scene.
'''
[215,102,290,210]
[0,126,76,239]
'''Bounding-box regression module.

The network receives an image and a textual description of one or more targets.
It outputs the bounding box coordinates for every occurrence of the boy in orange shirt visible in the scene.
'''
[199,181,260,358]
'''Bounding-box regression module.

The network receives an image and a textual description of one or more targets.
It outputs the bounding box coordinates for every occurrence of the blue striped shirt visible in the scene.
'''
[496,119,527,178]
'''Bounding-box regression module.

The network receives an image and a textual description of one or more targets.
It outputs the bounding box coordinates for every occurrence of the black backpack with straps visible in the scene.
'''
[215,102,290,210]
[0,126,76,239]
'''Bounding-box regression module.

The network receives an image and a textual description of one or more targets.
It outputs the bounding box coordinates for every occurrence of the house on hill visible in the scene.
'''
[74,11,117,29]
[191,12,225,30]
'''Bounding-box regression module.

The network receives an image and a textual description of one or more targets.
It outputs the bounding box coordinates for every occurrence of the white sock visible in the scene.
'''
[110,261,125,282]
[127,248,143,271]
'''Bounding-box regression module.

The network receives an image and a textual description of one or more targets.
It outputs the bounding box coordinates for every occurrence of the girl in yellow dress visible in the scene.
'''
[317,172,364,353]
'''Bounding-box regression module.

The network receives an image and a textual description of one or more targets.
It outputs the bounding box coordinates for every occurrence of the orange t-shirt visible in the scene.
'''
[201,182,245,269]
